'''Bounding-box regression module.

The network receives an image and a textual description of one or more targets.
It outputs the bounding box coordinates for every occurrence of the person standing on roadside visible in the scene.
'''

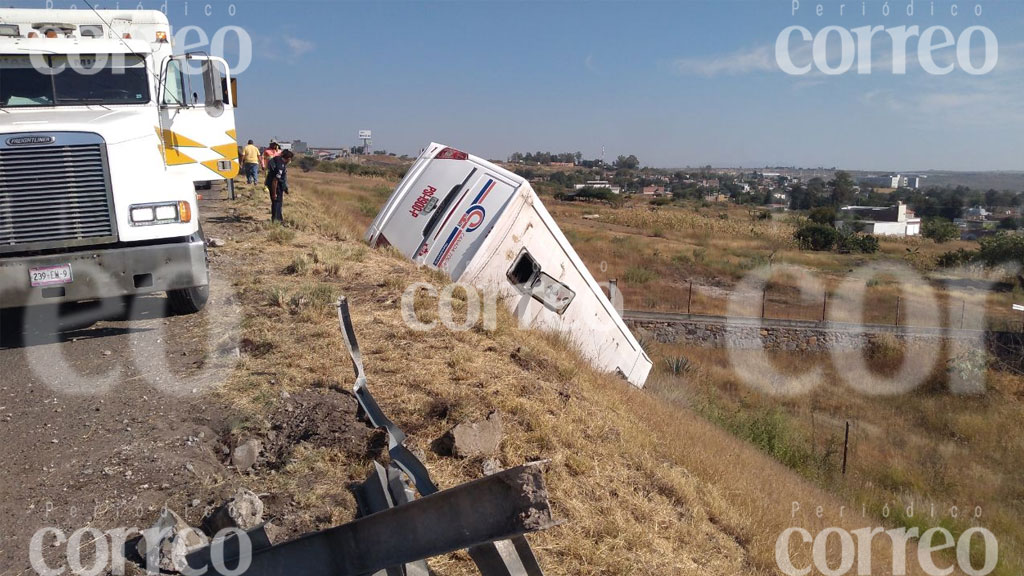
[266,149,294,223]
[242,139,261,185]
[262,141,281,174]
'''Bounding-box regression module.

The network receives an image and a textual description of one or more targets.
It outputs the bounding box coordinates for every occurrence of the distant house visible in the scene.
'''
[837,202,921,236]
[641,185,669,197]
[860,174,924,190]
[574,180,621,195]
[964,206,990,222]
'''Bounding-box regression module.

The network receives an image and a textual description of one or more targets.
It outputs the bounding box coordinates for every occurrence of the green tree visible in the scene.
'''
[807,177,826,198]
[830,171,855,206]
[922,218,960,243]
[615,154,640,170]
[998,217,1019,231]
[808,207,837,227]
[794,223,838,251]
[977,233,1024,267]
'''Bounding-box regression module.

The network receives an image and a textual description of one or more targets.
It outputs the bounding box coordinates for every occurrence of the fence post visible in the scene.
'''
[687,280,693,315]
[960,300,966,330]
[761,288,767,319]
[842,421,850,475]
[821,291,828,323]
[895,297,901,327]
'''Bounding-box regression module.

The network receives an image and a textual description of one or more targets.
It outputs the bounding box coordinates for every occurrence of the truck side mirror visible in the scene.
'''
[201,60,225,115]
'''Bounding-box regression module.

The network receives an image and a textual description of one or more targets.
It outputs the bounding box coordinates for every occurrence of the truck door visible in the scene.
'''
[157,54,239,182]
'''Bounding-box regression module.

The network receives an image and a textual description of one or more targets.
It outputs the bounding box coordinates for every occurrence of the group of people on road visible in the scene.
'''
[241,139,294,223]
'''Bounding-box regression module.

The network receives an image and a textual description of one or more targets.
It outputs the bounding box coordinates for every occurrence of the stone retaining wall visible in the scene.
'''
[628,319,987,353]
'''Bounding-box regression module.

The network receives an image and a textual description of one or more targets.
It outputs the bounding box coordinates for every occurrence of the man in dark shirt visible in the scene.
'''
[265,149,294,223]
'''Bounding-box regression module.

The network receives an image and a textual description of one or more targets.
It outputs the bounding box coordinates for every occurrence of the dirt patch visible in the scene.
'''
[262,390,386,470]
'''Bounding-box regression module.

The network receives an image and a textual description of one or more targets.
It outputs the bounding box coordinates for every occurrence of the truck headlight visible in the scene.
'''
[130,201,192,225]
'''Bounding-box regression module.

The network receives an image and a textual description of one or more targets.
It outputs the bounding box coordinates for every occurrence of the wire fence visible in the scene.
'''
[621,281,1024,333]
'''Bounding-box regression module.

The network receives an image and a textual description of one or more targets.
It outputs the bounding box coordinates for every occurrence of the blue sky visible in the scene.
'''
[23,0,1024,170]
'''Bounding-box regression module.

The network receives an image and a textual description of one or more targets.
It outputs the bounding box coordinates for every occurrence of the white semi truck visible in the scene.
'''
[0,9,238,314]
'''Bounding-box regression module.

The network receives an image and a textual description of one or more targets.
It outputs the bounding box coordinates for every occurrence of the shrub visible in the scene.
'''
[837,232,879,254]
[664,355,691,376]
[937,248,977,268]
[286,254,311,275]
[808,207,836,226]
[856,234,880,254]
[267,225,296,245]
[296,155,320,172]
[977,233,1024,267]
[624,265,658,284]
[922,218,960,243]
[265,286,288,308]
[794,223,838,251]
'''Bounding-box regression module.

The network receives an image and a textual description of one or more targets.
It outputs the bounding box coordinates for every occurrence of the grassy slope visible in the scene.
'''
[646,342,1024,576]
[204,171,960,575]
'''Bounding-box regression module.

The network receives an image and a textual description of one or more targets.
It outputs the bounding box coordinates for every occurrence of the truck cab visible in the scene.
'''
[0,9,238,314]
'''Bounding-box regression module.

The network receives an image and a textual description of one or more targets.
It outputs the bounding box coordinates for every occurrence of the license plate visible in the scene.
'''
[30,264,73,287]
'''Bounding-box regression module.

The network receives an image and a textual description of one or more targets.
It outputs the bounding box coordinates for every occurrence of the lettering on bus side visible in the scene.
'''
[409,185,438,218]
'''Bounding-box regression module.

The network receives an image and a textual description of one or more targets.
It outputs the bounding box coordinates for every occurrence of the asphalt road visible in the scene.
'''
[0,201,240,575]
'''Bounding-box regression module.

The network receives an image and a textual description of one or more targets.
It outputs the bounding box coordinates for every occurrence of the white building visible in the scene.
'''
[861,174,924,190]
[574,180,621,194]
[837,202,921,237]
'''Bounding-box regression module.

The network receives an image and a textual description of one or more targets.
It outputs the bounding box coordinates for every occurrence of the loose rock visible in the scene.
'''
[204,488,265,533]
[232,439,261,472]
[135,508,209,573]
[444,411,503,458]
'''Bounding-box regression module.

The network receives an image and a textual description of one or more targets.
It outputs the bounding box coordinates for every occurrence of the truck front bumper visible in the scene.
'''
[0,239,208,309]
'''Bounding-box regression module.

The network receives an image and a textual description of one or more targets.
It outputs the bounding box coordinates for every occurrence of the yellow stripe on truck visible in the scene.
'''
[160,129,204,148]
[165,148,197,166]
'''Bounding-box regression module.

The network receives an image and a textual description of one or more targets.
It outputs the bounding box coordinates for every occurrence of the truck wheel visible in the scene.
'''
[167,285,209,315]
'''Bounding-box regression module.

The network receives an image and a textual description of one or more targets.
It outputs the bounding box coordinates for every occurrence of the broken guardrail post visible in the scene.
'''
[189,462,555,576]
[336,296,548,576]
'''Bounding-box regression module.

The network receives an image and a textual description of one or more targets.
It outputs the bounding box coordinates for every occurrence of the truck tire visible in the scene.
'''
[167,223,210,315]
[167,284,209,315]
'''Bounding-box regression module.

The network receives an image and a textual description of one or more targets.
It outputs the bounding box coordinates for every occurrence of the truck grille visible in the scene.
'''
[0,132,116,254]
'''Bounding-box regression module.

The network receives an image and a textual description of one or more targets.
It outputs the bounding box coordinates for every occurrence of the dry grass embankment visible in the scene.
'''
[645,341,1024,576]
[204,171,948,575]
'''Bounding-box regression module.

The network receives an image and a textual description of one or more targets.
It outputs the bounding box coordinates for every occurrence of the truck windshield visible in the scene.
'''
[0,54,150,107]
